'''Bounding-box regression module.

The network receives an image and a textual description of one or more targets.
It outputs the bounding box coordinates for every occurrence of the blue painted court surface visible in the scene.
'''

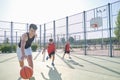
[0,50,120,80]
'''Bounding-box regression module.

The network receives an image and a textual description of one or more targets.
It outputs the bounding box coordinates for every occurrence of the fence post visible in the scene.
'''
[53,20,56,43]
[16,31,17,45]
[39,25,41,48]
[4,31,6,43]
[108,3,113,57]
[83,11,87,55]
[26,23,29,32]
[42,24,46,62]
[11,22,13,52]
[44,24,46,48]
[66,16,69,41]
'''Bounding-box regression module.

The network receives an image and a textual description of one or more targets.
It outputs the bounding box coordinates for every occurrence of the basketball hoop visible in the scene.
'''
[90,17,103,28]
[91,24,98,28]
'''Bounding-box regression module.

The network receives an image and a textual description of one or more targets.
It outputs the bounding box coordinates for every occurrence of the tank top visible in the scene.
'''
[18,32,35,49]
[47,43,55,54]
[65,43,70,51]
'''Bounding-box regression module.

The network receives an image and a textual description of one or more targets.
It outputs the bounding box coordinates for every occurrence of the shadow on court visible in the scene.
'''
[17,77,22,80]
[72,55,120,76]
[66,59,84,67]
[56,54,84,69]
[17,76,36,80]
[56,54,75,69]
[90,56,120,64]
[0,56,17,63]
[41,65,62,80]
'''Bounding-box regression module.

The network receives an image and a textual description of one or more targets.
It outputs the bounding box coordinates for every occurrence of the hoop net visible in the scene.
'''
[91,24,98,28]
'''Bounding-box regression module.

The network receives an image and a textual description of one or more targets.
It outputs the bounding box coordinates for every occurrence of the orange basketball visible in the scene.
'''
[20,66,33,79]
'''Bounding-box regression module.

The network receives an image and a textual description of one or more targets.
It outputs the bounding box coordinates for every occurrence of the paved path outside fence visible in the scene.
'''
[0,50,120,80]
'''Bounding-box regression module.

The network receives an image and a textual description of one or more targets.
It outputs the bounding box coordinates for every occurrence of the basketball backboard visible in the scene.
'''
[90,17,103,28]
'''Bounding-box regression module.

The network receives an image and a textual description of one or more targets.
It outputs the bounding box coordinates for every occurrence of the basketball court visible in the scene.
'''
[0,50,120,80]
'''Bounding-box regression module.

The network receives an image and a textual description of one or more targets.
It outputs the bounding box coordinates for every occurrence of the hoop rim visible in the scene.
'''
[90,23,98,28]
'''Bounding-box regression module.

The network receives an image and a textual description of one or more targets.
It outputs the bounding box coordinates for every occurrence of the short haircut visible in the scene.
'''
[49,39,53,42]
[29,24,37,30]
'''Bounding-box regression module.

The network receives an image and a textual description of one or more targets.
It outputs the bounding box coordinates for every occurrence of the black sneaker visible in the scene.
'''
[51,62,55,66]
[69,57,72,59]
[46,56,49,60]
[29,76,35,80]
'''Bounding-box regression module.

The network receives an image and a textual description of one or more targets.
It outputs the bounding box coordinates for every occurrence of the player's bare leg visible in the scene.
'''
[27,55,34,80]
[19,60,24,68]
[27,55,33,69]
[51,55,55,66]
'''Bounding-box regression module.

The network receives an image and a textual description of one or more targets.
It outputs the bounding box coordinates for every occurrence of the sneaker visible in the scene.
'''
[29,76,35,80]
[51,62,55,66]
[69,57,72,59]
[46,56,49,60]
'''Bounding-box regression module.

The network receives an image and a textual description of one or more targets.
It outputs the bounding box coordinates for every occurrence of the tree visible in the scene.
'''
[61,37,65,44]
[114,10,120,45]
[69,37,74,44]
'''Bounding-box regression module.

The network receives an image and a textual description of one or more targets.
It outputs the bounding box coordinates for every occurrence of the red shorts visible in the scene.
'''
[64,51,70,54]
[48,51,55,58]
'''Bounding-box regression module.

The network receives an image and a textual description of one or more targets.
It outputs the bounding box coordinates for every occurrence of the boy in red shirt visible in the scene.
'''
[62,41,71,59]
[46,39,56,66]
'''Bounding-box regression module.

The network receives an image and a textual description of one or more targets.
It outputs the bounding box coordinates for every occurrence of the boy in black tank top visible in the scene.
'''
[16,24,37,71]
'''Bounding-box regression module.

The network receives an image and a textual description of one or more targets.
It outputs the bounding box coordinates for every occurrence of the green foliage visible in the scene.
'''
[61,38,65,44]
[13,45,17,52]
[31,44,38,52]
[69,37,74,44]
[114,48,120,50]
[114,10,120,43]
[0,43,38,53]
[75,37,117,45]
[0,44,17,53]
[71,45,83,48]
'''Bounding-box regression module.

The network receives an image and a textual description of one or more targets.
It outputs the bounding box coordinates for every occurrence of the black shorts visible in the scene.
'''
[64,51,70,54]
[49,51,55,58]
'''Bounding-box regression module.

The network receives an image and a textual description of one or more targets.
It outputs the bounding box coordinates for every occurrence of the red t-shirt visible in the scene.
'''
[65,43,70,52]
[47,43,55,54]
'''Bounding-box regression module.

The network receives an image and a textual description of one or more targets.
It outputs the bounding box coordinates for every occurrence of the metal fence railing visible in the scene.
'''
[0,1,120,57]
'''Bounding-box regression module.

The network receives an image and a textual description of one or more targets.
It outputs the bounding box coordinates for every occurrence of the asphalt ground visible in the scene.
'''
[0,50,120,80]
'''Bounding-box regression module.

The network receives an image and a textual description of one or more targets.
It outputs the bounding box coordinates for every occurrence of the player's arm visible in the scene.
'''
[21,33,28,59]
[42,45,46,51]
[42,46,47,54]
